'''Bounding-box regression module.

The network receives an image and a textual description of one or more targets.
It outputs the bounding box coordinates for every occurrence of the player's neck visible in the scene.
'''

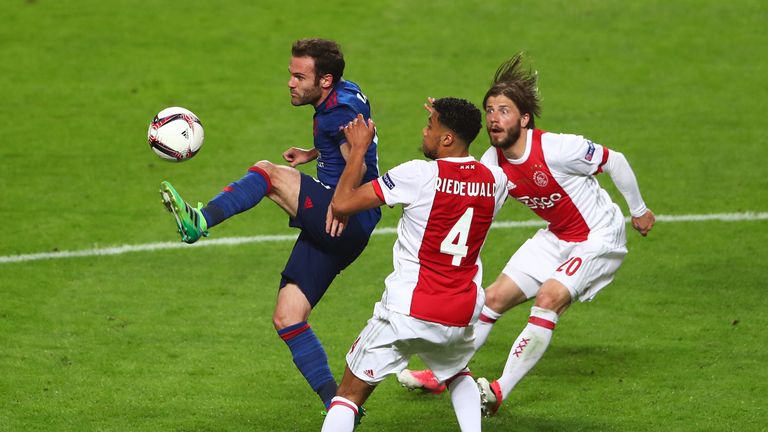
[314,81,339,107]
[314,88,332,107]
[437,147,470,159]
[503,129,530,160]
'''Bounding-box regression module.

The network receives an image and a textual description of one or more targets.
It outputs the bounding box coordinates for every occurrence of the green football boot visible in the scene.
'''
[159,181,208,244]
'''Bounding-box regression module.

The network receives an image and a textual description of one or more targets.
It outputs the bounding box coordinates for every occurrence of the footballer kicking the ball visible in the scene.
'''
[159,38,380,413]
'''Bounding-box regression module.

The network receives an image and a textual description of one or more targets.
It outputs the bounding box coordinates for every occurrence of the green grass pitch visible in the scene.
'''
[1,0,766,430]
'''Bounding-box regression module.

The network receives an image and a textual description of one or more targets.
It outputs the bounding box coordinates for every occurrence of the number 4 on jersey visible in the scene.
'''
[440,207,474,266]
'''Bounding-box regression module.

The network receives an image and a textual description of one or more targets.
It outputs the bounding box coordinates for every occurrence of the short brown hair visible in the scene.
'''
[291,38,345,85]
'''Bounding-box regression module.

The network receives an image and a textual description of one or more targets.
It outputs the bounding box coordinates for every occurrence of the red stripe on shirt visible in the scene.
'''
[596,147,610,174]
[495,129,590,242]
[372,178,385,202]
[410,160,497,327]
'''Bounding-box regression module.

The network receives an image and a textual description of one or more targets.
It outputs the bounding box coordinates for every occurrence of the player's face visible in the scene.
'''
[485,95,524,149]
[421,112,443,160]
[288,56,323,106]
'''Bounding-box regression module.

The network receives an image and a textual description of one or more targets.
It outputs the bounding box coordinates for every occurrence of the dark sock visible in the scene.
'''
[278,322,337,409]
[201,166,271,228]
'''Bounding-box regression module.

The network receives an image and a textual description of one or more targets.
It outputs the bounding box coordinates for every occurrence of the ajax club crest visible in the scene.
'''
[533,171,549,187]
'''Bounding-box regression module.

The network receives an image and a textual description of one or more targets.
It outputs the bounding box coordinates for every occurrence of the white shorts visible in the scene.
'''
[346,302,476,384]
[503,222,628,302]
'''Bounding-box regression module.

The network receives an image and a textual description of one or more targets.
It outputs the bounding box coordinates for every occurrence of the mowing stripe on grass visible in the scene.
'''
[1,211,766,264]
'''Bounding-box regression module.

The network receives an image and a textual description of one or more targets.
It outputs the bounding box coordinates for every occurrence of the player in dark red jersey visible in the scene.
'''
[159,38,380,410]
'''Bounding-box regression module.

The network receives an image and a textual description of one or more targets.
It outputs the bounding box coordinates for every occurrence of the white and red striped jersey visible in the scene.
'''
[371,156,508,327]
[480,128,622,242]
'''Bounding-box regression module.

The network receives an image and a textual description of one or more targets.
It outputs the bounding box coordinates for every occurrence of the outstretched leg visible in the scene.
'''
[202,160,301,228]
[159,161,301,243]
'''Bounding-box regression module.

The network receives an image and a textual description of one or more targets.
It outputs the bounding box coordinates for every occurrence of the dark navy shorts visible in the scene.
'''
[280,173,381,307]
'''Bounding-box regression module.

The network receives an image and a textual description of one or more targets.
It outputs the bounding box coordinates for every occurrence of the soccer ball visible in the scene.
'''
[148,107,204,161]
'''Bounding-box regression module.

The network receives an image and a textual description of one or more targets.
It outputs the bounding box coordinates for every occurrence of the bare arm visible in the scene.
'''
[283,147,318,167]
[324,122,376,236]
[331,115,384,217]
[339,140,368,186]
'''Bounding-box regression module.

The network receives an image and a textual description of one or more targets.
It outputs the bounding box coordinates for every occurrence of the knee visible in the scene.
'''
[251,160,295,191]
[272,293,311,331]
[534,282,571,313]
[251,160,275,176]
[272,310,294,331]
[484,286,506,311]
[484,281,528,313]
[272,303,296,331]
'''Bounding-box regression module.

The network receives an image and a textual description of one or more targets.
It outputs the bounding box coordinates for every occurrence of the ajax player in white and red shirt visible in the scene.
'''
[320,98,508,432]
[398,55,656,416]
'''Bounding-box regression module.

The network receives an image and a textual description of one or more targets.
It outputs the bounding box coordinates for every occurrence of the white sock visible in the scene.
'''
[474,305,502,350]
[497,306,558,400]
[321,396,358,432]
[447,371,481,432]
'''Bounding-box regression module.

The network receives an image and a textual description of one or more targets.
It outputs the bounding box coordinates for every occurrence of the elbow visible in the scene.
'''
[611,150,627,163]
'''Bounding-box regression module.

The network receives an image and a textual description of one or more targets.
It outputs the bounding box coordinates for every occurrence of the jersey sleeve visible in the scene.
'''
[480,146,498,166]
[489,165,509,214]
[547,133,610,176]
[375,160,432,207]
[602,150,648,217]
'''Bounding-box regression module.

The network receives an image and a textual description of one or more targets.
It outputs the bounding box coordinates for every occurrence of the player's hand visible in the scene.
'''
[325,203,348,237]
[632,210,655,237]
[282,147,316,167]
[424,97,436,114]
[342,114,375,151]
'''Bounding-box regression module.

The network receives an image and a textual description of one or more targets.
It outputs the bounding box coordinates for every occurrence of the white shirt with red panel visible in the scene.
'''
[371,156,508,327]
[480,128,639,243]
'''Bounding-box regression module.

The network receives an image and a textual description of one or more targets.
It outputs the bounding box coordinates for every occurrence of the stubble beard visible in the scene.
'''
[291,85,323,107]
[489,124,521,150]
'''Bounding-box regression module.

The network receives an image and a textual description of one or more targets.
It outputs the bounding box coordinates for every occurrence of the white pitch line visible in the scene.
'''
[1,211,766,265]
